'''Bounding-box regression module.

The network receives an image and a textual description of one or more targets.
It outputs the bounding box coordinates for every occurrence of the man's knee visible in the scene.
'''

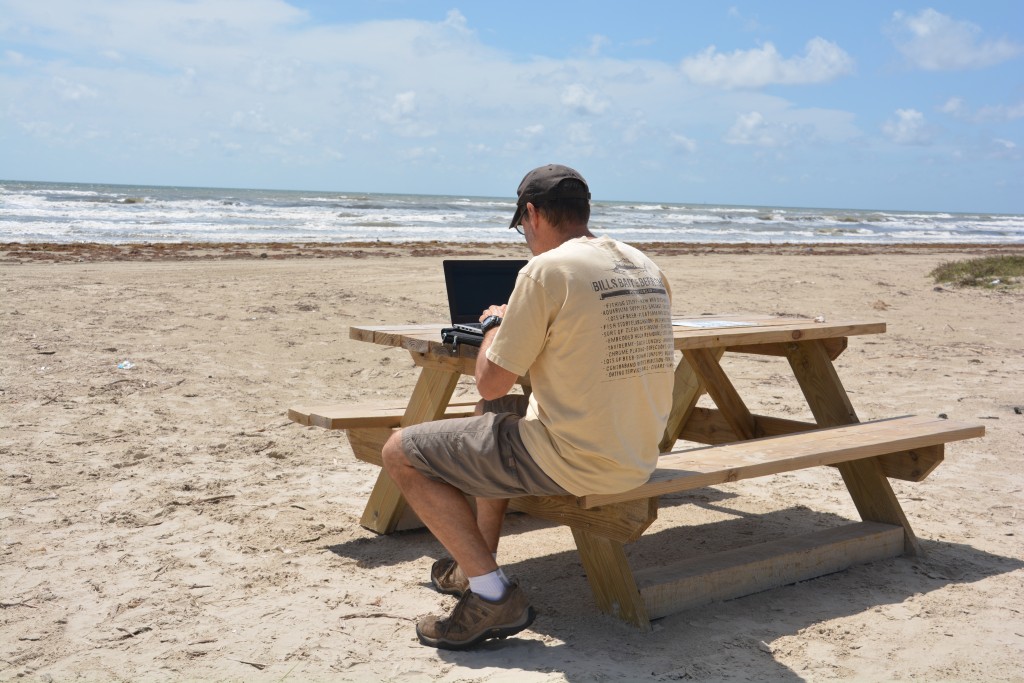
[381,429,407,474]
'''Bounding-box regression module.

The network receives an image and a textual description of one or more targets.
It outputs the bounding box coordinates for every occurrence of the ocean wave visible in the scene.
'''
[3,180,1021,245]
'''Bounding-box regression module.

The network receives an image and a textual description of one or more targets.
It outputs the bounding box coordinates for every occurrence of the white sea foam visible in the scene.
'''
[1,180,1020,244]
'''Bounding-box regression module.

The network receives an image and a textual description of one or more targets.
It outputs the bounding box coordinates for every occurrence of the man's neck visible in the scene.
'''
[556,223,595,242]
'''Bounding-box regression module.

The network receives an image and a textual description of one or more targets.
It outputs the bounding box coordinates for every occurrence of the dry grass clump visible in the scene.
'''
[930,255,1024,288]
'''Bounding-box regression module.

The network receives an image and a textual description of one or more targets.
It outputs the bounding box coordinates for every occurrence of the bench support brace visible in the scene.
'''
[785,340,922,555]
[359,362,460,534]
[572,528,652,632]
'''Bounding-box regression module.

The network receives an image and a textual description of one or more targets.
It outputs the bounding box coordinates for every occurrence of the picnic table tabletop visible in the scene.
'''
[350,314,885,358]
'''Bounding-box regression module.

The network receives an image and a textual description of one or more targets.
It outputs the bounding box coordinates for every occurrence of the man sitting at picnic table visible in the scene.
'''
[382,164,676,649]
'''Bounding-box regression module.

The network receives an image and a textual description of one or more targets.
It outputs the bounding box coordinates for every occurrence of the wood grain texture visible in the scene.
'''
[636,522,904,619]
[580,415,984,508]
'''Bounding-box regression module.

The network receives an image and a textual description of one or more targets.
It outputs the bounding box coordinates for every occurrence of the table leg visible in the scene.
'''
[571,528,652,631]
[683,348,759,441]
[660,348,724,452]
[359,364,461,534]
[784,340,921,554]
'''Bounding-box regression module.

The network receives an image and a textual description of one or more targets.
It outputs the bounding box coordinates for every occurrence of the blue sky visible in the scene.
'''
[1,1,1022,213]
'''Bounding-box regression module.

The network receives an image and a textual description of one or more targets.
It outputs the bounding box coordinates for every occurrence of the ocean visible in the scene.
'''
[2,179,1022,245]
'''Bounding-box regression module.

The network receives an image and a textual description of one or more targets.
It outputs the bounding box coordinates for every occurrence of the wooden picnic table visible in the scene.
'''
[335,314,888,531]
[290,314,984,628]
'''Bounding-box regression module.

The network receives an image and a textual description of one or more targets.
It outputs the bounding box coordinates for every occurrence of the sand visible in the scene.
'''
[1,242,1022,682]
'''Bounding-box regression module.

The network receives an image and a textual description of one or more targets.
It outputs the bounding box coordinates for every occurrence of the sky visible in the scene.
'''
[1,1,1022,213]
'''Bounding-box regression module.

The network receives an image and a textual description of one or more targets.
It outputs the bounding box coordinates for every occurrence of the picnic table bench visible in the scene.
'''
[289,315,985,630]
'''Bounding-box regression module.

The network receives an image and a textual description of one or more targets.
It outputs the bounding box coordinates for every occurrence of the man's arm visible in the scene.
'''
[475,304,518,400]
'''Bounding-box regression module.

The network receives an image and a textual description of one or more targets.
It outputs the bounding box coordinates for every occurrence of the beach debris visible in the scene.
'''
[232,659,268,671]
[116,360,135,370]
[1014,406,1022,415]
[872,300,890,310]
[114,625,152,639]
[814,315,826,323]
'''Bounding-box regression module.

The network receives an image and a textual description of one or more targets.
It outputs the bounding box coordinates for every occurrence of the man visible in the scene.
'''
[381,164,675,649]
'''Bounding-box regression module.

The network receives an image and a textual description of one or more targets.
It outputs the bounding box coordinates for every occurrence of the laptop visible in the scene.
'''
[442,259,527,344]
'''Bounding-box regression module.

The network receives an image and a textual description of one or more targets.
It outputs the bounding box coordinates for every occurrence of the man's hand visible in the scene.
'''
[475,303,517,399]
[479,304,507,322]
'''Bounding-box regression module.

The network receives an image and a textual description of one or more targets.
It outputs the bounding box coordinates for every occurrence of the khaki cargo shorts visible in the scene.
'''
[400,394,568,498]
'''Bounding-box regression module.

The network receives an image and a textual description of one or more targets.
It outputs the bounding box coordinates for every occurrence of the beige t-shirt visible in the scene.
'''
[485,236,675,496]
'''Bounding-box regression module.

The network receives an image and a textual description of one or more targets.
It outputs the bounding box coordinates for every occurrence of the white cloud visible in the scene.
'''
[20,120,76,140]
[5,49,29,66]
[398,146,438,162]
[382,91,417,123]
[724,111,794,147]
[230,108,274,133]
[975,102,1024,123]
[376,91,436,138]
[53,77,98,101]
[441,9,470,34]
[938,96,1024,123]
[727,7,766,33]
[567,122,593,145]
[585,35,611,57]
[680,38,854,89]
[561,84,609,115]
[939,96,967,116]
[888,9,1023,71]
[993,138,1016,150]
[670,133,697,153]
[882,109,932,145]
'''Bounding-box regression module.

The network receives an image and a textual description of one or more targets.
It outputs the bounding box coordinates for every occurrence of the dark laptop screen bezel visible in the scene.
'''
[443,259,528,325]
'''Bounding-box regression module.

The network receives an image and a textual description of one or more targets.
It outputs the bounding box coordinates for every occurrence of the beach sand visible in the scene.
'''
[2,242,1022,681]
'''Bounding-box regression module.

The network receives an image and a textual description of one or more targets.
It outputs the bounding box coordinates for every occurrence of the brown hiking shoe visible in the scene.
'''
[416,580,536,650]
[430,557,469,597]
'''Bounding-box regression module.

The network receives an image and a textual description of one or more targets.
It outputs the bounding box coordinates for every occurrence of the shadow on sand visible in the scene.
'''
[326,489,1022,682]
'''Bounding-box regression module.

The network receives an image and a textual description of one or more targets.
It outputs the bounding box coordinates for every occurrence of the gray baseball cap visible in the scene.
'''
[509,164,591,229]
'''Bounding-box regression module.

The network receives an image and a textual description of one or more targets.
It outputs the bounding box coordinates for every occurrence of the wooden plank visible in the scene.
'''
[349,318,886,357]
[410,351,478,375]
[878,445,944,482]
[784,339,920,555]
[672,321,885,351]
[359,364,461,534]
[678,407,815,444]
[288,400,476,430]
[728,337,847,360]
[784,340,859,426]
[683,348,759,440]
[655,415,975,483]
[571,528,651,631]
[659,348,723,452]
[349,324,436,347]
[677,408,946,482]
[580,415,984,507]
[347,427,392,466]
[510,496,658,544]
[635,522,904,620]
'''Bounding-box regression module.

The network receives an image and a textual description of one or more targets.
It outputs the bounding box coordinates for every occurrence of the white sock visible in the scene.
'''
[468,568,510,602]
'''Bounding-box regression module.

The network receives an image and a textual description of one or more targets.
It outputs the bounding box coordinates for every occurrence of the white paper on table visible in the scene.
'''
[672,320,755,329]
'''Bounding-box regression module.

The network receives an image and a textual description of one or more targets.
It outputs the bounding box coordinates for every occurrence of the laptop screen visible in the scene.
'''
[443,259,528,325]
